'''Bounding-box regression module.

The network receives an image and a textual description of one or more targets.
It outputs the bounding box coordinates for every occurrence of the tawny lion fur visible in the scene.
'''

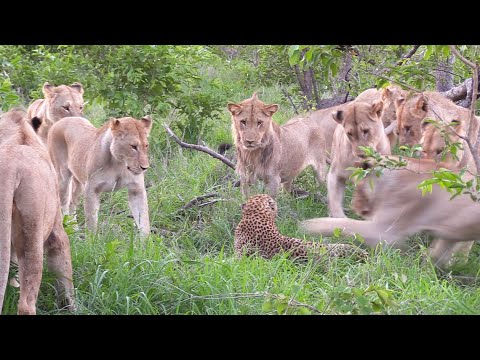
[301,156,480,268]
[47,115,153,237]
[228,93,327,198]
[327,100,391,218]
[0,109,74,315]
[26,82,84,145]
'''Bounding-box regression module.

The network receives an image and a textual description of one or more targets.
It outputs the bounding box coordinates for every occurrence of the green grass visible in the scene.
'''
[3,78,480,315]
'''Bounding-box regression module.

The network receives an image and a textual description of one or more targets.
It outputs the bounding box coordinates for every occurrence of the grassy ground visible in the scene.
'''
[3,71,480,315]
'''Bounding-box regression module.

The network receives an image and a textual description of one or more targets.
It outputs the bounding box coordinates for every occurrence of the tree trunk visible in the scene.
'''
[294,64,309,110]
[435,55,455,92]
[311,68,321,109]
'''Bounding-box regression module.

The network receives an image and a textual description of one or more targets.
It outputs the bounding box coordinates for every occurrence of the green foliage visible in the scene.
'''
[3,45,480,315]
[328,284,397,315]
[0,78,20,111]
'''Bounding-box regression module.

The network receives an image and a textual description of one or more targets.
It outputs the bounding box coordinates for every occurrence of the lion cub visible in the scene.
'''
[327,100,391,218]
[26,82,85,145]
[228,92,327,198]
[0,109,74,315]
[48,115,152,237]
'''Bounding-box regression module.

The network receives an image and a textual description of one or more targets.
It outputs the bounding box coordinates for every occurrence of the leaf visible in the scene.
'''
[288,51,300,67]
[376,289,391,305]
[333,228,342,238]
[297,307,312,315]
[424,45,434,60]
[262,301,273,312]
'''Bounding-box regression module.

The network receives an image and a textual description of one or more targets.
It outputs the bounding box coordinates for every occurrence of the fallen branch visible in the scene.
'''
[197,199,224,208]
[179,192,219,211]
[163,123,236,170]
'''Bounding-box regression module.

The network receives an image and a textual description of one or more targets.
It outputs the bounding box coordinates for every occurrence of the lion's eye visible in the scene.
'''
[362,129,369,135]
[145,144,149,148]
[240,120,246,126]
[131,145,138,150]
[62,106,70,112]
[257,121,263,127]
[347,132,353,138]
[79,105,84,111]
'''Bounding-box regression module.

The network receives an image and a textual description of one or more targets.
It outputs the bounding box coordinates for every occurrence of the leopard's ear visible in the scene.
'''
[241,202,246,210]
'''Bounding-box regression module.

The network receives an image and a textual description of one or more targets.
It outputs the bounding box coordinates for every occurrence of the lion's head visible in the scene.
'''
[227,92,279,151]
[395,92,428,146]
[421,109,470,163]
[42,82,85,124]
[380,85,407,127]
[332,101,385,157]
[109,115,152,175]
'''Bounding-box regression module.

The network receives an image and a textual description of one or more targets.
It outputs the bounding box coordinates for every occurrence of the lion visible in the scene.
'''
[227,92,327,198]
[47,115,152,237]
[301,156,480,269]
[26,82,84,145]
[305,85,405,158]
[327,100,391,218]
[0,109,74,315]
[419,102,480,266]
[395,90,466,147]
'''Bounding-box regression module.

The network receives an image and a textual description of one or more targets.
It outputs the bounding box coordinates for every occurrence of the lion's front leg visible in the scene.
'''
[300,217,402,249]
[327,171,347,218]
[84,182,101,234]
[265,175,281,198]
[128,184,150,237]
[240,173,253,198]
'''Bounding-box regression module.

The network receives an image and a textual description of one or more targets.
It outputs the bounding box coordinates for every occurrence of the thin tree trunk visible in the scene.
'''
[435,55,455,92]
[294,64,309,111]
[310,68,321,109]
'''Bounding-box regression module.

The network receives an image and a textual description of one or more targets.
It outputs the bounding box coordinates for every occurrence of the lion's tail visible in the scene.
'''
[0,176,14,314]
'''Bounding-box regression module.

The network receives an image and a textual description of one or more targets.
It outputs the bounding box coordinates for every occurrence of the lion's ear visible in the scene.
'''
[381,87,392,101]
[415,95,428,113]
[227,103,243,116]
[42,82,55,98]
[110,117,121,130]
[370,101,384,119]
[332,110,344,124]
[395,97,405,108]
[262,104,278,117]
[141,115,153,136]
[70,82,84,95]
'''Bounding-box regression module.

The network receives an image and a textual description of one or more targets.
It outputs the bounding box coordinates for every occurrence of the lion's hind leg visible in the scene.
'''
[45,213,75,311]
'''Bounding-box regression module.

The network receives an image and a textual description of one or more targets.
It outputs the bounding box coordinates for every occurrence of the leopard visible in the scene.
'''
[234,194,368,262]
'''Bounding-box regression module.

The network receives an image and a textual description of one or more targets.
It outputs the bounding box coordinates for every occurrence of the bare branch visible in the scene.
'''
[197,199,224,208]
[449,45,476,68]
[281,88,299,115]
[396,45,421,65]
[448,46,480,173]
[179,193,219,211]
[163,123,236,170]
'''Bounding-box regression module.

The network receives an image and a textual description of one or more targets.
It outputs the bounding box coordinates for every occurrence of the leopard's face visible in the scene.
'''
[241,194,278,219]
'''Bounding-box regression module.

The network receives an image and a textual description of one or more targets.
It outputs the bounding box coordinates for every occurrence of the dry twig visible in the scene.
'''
[163,123,236,170]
